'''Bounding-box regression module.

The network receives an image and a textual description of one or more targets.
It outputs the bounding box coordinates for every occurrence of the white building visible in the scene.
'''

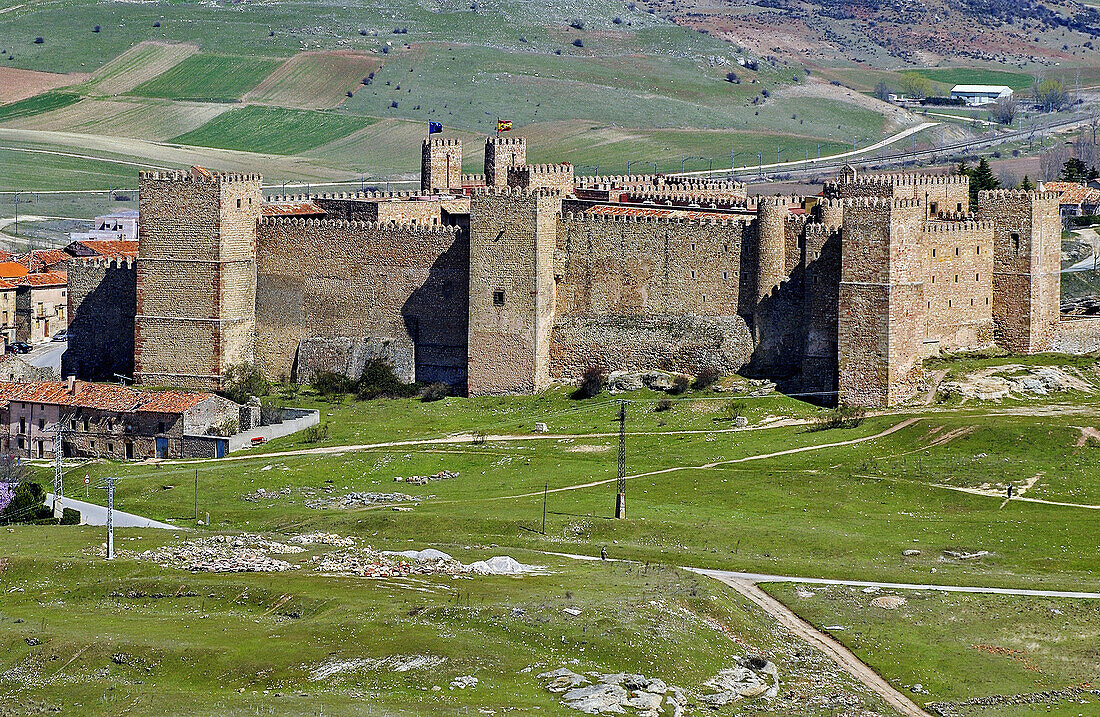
[950,85,1014,107]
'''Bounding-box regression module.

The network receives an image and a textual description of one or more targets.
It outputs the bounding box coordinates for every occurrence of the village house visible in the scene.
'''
[15,271,67,344]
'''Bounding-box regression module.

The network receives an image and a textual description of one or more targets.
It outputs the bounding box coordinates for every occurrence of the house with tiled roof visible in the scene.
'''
[14,271,67,344]
[67,210,139,244]
[0,377,241,459]
[1039,181,1100,218]
[16,249,71,274]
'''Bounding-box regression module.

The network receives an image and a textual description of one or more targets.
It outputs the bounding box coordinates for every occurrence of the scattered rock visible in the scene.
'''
[450,675,478,689]
[288,532,355,547]
[541,669,677,716]
[308,491,424,509]
[534,422,549,433]
[871,595,907,609]
[902,549,921,556]
[943,549,989,560]
[393,471,458,486]
[701,656,780,705]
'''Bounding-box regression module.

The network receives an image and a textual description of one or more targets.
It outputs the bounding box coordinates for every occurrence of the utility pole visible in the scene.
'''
[542,481,547,535]
[105,476,115,560]
[615,401,626,519]
[195,468,199,522]
[52,422,64,518]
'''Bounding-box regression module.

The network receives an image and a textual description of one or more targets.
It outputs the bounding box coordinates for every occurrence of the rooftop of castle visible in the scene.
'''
[70,239,139,259]
[583,204,741,221]
[262,200,327,217]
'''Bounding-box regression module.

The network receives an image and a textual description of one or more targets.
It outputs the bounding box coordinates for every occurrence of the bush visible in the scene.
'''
[654,398,673,412]
[311,371,355,397]
[0,481,52,525]
[356,359,417,400]
[808,404,866,432]
[420,382,451,402]
[153,21,161,27]
[1071,215,1100,227]
[612,17,623,24]
[572,38,584,48]
[669,375,690,395]
[220,362,270,404]
[92,25,101,32]
[572,366,605,399]
[569,18,585,29]
[692,368,721,390]
[303,422,329,443]
[725,71,739,84]
[60,507,80,525]
[208,417,239,437]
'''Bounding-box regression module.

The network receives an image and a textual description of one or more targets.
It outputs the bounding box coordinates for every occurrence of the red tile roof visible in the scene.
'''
[17,249,71,272]
[18,271,66,287]
[0,262,29,279]
[262,201,326,217]
[72,239,139,259]
[584,205,741,221]
[0,380,216,414]
[0,280,16,291]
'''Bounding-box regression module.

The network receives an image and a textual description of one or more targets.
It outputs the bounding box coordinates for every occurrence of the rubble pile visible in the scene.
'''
[700,657,780,705]
[135,535,303,573]
[938,364,1094,402]
[539,668,685,717]
[313,548,465,578]
[288,532,356,547]
[394,470,458,486]
[242,487,293,502]
[305,491,424,509]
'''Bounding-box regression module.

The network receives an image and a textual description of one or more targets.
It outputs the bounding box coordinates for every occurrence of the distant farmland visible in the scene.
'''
[173,106,374,155]
[129,54,283,103]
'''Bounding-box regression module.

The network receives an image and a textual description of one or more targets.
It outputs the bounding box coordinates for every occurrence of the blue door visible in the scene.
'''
[215,439,227,458]
[155,437,169,459]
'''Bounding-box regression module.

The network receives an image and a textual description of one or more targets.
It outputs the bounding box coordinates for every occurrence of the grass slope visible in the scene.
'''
[243,51,381,110]
[83,41,199,96]
[173,106,373,156]
[129,54,283,103]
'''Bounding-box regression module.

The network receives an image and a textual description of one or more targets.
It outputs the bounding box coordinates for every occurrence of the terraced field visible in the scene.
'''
[128,54,284,103]
[0,92,82,123]
[0,66,86,104]
[0,98,230,141]
[83,41,199,96]
[173,106,375,156]
[243,51,380,109]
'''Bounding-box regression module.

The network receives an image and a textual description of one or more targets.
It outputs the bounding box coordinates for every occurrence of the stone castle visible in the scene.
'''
[62,136,1064,407]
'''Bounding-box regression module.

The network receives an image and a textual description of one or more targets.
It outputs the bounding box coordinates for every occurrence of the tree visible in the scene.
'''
[989,95,1018,125]
[220,362,271,404]
[1062,157,1090,183]
[1019,175,1034,191]
[899,72,931,99]
[872,80,891,101]
[0,481,53,525]
[955,160,970,177]
[1033,78,1070,112]
[969,157,1000,206]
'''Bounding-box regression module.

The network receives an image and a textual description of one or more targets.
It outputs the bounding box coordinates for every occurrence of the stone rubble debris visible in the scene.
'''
[943,549,990,560]
[450,675,478,689]
[938,364,1094,402]
[539,669,683,717]
[394,470,458,486]
[307,654,446,681]
[306,491,425,509]
[700,657,780,705]
[133,535,303,573]
[871,595,907,609]
[288,532,356,547]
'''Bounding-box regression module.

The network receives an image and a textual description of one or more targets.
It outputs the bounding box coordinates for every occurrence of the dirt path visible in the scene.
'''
[697,573,933,717]
[854,472,1100,511]
[923,369,948,405]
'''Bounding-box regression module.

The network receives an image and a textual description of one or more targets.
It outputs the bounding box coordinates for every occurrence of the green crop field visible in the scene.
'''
[128,54,284,103]
[0,146,146,192]
[910,68,1035,92]
[0,92,82,122]
[173,106,375,156]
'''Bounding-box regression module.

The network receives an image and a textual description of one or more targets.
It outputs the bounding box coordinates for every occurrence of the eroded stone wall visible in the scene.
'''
[920,219,995,354]
[62,257,136,381]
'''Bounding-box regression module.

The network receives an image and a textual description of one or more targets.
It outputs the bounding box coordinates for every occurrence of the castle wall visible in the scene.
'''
[551,212,753,380]
[801,223,840,394]
[134,170,261,390]
[920,219,995,354]
[976,190,1061,354]
[255,217,468,387]
[485,137,526,187]
[838,198,925,407]
[827,173,970,217]
[62,257,136,381]
[467,188,560,395]
[507,164,575,192]
[422,138,462,192]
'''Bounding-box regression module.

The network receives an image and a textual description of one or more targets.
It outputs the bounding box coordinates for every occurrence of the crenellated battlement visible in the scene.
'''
[139,168,262,184]
[922,219,994,233]
[977,189,1060,202]
[485,136,526,147]
[470,185,565,198]
[512,163,573,175]
[72,255,136,270]
[423,137,462,148]
[561,210,743,227]
[258,216,459,235]
[844,196,923,210]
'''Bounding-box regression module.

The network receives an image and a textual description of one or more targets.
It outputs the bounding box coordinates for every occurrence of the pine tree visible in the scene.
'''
[1019,175,1034,191]
[956,160,970,177]
[968,157,1000,207]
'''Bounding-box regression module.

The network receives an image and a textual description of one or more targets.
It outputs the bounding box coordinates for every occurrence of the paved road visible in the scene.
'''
[45,492,180,530]
[25,340,64,371]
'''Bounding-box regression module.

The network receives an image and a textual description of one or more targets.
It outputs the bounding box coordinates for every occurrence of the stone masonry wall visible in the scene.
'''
[255,217,468,387]
[920,219,995,354]
[62,256,136,381]
[552,212,753,380]
[485,136,526,187]
[422,138,462,192]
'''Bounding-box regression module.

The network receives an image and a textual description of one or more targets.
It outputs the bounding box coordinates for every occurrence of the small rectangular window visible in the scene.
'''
[955,247,959,256]
[975,273,979,281]
[158,421,166,434]
[236,198,242,208]
[492,290,505,306]
[954,275,958,283]
[932,248,936,257]
[38,418,44,430]
[690,270,696,279]
[722,271,728,280]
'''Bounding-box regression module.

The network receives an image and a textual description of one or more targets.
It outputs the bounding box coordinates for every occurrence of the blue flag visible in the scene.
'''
[428,121,443,134]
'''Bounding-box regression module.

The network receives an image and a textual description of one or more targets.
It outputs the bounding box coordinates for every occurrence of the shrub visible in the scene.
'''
[572,38,584,48]
[311,371,355,396]
[692,368,721,390]
[356,359,417,400]
[569,18,585,30]
[346,90,353,97]
[808,404,866,432]
[0,481,52,525]
[220,362,270,404]
[60,507,80,525]
[669,375,690,395]
[92,25,101,32]
[33,37,44,44]
[720,399,745,421]
[153,21,161,27]
[420,382,451,402]
[725,71,739,83]
[303,422,329,443]
[612,17,623,24]
[572,366,605,399]
[654,398,673,412]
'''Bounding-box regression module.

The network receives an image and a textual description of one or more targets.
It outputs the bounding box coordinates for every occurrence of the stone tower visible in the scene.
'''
[134,167,262,390]
[421,137,462,193]
[838,197,925,407]
[977,189,1061,354]
[467,187,561,395]
[485,136,527,187]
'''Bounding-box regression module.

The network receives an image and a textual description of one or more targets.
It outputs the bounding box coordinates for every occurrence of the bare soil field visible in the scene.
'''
[774,80,917,133]
[0,67,86,104]
[83,41,199,96]
[243,51,380,110]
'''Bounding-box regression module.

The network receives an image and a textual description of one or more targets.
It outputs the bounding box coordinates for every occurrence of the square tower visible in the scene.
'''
[837,198,925,407]
[485,136,527,187]
[134,167,262,390]
[421,137,462,193]
[467,187,561,395]
[976,190,1060,353]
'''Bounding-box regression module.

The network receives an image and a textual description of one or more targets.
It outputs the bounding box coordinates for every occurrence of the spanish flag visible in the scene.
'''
[496,118,513,133]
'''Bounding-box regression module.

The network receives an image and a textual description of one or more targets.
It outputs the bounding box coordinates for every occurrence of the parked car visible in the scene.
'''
[51,330,67,342]
[7,342,31,354]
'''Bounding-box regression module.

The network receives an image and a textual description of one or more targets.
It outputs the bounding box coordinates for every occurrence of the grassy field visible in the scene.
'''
[174,107,374,156]
[128,54,284,103]
[82,41,200,97]
[0,146,146,192]
[243,51,381,110]
[0,92,82,123]
[910,68,1036,92]
[766,584,1100,716]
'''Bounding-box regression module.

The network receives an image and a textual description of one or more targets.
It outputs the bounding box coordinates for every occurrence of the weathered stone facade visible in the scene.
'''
[68,151,1064,409]
[63,256,136,381]
[421,138,462,193]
